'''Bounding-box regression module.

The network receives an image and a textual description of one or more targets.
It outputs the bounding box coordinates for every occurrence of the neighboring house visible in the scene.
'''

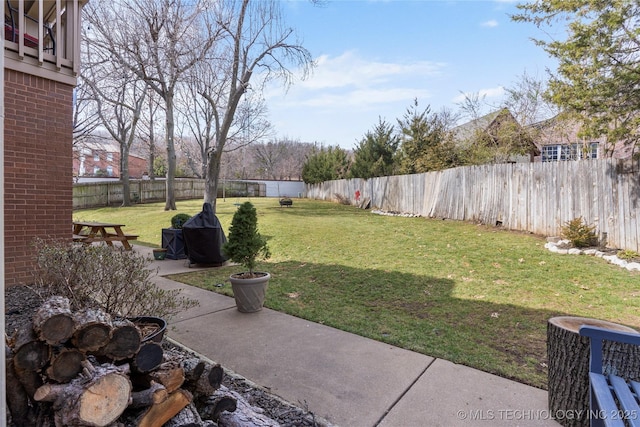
[4,0,88,286]
[531,115,635,162]
[73,140,149,179]
[452,108,539,163]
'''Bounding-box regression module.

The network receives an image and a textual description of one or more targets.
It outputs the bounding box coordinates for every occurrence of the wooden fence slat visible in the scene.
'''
[304,158,640,252]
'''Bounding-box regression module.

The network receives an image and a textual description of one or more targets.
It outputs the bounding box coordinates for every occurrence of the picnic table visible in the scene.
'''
[72,221,138,251]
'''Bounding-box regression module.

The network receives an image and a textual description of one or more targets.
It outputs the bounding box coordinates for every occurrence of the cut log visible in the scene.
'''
[164,402,216,427]
[132,341,164,373]
[32,296,76,345]
[147,361,185,394]
[181,358,223,400]
[137,388,193,427]
[46,347,85,383]
[200,393,237,422]
[194,363,223,398]
[34,360,132,427]
[72,308,113,352]
[211,386,278,427]
[547,316,640,427]
[6,344,37,426]
[180,357,206,383]
[130,381,169,408]
[13,363,44,398]
[11,323,50,372]
[100,319,141,360]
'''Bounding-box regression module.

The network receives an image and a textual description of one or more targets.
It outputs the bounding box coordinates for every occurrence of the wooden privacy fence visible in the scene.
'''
[304,158,640,253]
[73,179,266,209]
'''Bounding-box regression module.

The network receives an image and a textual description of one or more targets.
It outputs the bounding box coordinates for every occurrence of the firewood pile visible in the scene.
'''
[5,296,279,427]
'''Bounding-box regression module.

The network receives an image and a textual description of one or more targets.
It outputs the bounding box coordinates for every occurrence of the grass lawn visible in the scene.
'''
[74,197,640,389]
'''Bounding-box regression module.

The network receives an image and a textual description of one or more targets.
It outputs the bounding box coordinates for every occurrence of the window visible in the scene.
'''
[106,166,114,176]
[94,152,99,162]
[542,142,599,162]
[106,153,113,162]
[93,166,99,175]
[542,145,559,162]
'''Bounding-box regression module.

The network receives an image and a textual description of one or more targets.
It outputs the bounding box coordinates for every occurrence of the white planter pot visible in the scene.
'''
[229,272,270,313]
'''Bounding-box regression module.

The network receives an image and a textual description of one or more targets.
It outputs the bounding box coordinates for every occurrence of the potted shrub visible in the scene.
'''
[162,213,191,260]
[223,201,271,313]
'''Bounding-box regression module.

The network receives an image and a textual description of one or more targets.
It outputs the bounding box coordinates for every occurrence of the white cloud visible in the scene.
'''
[300,87,433,108]
[452,86,505,103]
[300,51,445,90]
[481,19,499,28]
[265,51,445,111]
[479,86,505,98]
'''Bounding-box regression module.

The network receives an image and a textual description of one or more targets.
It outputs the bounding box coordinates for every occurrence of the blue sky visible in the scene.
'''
[263,0,559,149]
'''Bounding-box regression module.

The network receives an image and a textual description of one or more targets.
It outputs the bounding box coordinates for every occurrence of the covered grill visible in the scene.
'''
[182,203,228,266]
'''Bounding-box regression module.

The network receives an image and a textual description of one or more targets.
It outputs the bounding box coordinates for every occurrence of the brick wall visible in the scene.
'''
[73,150,149,179]
[4,69,74,287]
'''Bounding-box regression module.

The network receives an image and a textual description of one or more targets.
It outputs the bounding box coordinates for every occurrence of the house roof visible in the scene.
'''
[452,109,515,142]
[528,115,635,159]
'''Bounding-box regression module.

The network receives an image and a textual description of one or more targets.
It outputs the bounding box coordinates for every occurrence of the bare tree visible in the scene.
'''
[137,88,165,180]
[501,71,557,127]
[197,0,313,212]
[82,37,147,206]
[251,140,288,179]
[84,0,218,210]
[176,62,272,179]
[72,78,101,153]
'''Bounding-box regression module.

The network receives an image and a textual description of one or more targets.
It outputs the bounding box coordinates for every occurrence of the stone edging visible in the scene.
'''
[545,239,640,272]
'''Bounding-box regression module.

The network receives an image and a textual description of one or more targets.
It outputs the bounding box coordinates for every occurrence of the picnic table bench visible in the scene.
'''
[580,325,640,427]
[72,221,138,251]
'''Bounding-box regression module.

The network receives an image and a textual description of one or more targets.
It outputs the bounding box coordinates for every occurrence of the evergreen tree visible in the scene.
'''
[514,1,640,150]
[397,100,459,173]
[301,145,351,184]
[349,118,399,179]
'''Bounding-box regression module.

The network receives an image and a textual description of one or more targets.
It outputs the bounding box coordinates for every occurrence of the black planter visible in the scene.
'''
[128,316,167,343]
[162,228,187,260]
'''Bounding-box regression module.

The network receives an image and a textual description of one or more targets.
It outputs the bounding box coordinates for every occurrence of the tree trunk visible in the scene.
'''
[547,316,640,427]
[165,94,177,210]
[204,148,222,213]
[72,307,113,352]
[34,360,132,427]
[32,296,76,345]
[122,143,131,207]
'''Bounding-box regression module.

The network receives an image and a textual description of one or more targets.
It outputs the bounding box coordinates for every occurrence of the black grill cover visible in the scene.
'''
[182,203,228,265]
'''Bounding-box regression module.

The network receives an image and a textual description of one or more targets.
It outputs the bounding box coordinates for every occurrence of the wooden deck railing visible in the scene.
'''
[4,0,87,85]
